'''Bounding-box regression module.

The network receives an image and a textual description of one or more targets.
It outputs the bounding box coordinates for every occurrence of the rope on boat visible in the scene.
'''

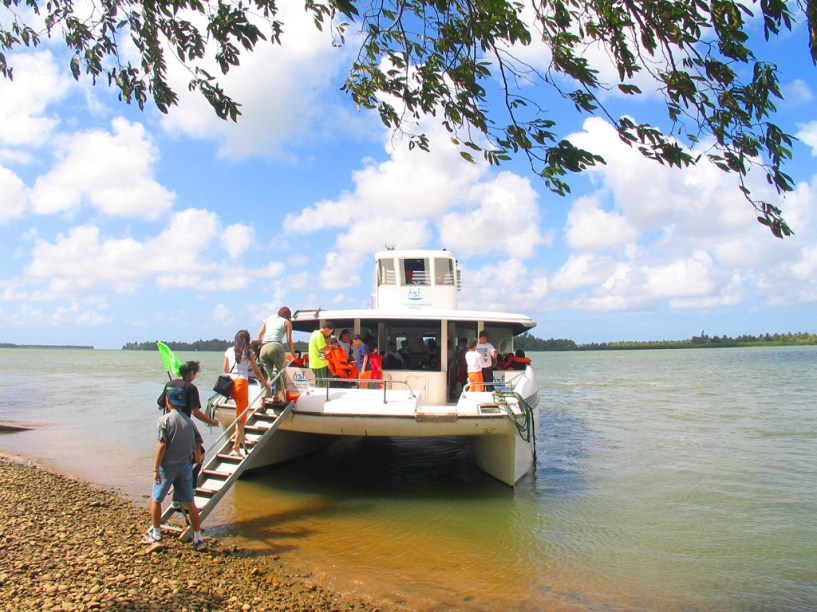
[492,390,537,462]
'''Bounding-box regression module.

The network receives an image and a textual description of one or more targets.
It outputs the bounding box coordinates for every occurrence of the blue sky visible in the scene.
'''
[1,4,815,349]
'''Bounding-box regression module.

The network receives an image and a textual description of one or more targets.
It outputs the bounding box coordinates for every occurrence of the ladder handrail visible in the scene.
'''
[205,362,291,458]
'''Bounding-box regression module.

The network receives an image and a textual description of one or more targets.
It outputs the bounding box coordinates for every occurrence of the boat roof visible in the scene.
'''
[292,307,536,336]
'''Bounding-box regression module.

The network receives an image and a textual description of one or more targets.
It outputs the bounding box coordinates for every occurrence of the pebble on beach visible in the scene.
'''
[0,456,379,611]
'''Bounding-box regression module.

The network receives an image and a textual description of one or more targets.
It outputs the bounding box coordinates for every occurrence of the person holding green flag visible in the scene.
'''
[156,361,218,427]
[157,341,182,380]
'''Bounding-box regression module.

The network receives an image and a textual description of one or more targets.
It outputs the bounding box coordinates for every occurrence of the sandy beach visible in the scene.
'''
[0,454,380,611]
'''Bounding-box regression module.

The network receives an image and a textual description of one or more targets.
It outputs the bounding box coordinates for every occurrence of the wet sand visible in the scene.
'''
[0,454,381,611]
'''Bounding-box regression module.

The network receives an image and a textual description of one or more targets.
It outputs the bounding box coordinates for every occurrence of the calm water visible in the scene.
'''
[0,346,815,610]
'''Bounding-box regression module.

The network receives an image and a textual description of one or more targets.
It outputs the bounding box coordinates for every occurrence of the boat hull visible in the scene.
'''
[214,374,538,486]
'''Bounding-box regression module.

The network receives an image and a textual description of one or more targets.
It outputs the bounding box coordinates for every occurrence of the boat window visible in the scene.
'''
[378,258,396,286]
[434,257,455,286]
[403,258,429,285]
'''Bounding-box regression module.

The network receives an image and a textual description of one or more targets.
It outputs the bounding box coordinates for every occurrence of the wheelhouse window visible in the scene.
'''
[403,258,429,285]
[434,257,455,285]
[378,258,396,286]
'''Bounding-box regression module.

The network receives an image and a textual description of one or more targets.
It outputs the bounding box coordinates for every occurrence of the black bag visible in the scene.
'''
[213,374,234,397]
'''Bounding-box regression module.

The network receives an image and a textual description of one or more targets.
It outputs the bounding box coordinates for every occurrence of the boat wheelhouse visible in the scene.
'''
[215,248,540,485]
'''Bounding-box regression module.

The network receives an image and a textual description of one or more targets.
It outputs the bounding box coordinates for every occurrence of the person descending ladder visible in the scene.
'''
[159,398,295,542]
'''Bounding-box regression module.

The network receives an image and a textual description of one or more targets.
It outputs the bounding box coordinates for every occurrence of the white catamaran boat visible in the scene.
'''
[214,247,539,486]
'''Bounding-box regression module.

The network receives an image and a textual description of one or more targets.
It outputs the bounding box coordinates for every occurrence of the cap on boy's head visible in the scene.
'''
[467,339,477,349]
[166,387,186,407]
[329,336,339,345]
[479,331,487,338]
[352,334,362,340]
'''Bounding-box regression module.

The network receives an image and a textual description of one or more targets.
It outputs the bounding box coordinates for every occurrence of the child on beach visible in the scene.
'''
[144,386,206,551]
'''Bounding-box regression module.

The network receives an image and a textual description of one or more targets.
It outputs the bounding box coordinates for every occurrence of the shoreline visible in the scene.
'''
[0,453,381,611]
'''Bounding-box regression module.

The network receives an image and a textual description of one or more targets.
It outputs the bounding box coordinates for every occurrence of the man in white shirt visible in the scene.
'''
[475,331,497,391]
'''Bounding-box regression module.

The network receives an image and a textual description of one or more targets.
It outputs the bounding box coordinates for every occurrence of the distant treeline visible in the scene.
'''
[514,331,817,351]
[122,339,309,352]
[124,332,817,353]
[0,343,94,349]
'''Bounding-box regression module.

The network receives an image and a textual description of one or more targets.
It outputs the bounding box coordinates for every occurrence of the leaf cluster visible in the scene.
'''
[2,0,814,236]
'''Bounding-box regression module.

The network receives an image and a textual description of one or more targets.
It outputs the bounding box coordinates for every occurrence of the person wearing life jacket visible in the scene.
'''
[498,349,532,370]
[326,337,358,383]
[369,341,383,388]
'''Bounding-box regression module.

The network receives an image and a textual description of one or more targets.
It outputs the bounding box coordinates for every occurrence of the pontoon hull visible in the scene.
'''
[215,380,538,486]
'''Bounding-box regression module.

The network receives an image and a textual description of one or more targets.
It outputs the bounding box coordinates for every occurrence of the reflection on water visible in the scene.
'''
[1,347,816,609]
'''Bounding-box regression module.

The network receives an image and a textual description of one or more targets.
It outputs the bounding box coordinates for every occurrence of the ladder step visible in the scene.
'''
[201,469,229,479]
[244,425,270,433]
[216,453,243,462]
[195,487,219,496]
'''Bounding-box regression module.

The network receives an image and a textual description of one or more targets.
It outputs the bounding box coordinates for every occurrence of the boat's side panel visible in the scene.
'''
[470,432,535,486]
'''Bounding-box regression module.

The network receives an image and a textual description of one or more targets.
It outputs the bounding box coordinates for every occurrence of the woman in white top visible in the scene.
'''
[256,306,295,403]
[223,329,270,456]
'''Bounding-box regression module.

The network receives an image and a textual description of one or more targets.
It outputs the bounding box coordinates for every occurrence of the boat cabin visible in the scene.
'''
[291,248,536,404]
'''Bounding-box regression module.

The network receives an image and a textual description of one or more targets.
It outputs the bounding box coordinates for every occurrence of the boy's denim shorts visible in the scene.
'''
[152,463,194,504]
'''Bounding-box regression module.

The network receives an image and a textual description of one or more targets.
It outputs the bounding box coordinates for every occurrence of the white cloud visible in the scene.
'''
[19,208,284,298]
[551,253,616,292]
[0,166,27,223]
[460,259,550,312]
[797,121,817,156]
[438,171,550,258]
[222,224,256,260]
[29,118,175,219]
[782,79,814,107]
[565,194,639,251]
[286,122,548,262]
[0,51,70,146]
[160,3,358,159]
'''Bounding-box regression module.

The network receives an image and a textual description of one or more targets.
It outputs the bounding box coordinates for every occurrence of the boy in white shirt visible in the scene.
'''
[465,339,483,391]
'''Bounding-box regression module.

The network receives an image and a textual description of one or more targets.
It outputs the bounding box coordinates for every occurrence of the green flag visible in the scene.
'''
[157,341,182,379]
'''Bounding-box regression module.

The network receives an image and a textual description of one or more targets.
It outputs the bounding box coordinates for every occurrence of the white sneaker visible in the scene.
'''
[141,528,162,544]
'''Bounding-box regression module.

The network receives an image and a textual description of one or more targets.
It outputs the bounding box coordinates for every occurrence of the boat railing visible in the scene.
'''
[307,376,419,403]
[462,377,517,394]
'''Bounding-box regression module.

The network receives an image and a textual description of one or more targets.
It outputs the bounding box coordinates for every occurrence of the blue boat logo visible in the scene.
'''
[407,288,423,301]
[292,371,306,382]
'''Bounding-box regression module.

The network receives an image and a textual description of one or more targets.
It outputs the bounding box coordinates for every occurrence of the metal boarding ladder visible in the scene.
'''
[160,398,295,541]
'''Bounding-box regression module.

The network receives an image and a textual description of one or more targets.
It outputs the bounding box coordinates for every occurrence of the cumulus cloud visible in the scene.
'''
[783,79,815,107]
[0,51,71,147]
[439,172,550,258]
[285,121,548,263]
[0,167,27,223]
[537,116,817,314]
[19,208,283,299]
[159,2,358,159]
[222,224,256,260]
[460,259,550,312]
[29,118,175,219]
[797,121,817,156]
[565,194,639,251]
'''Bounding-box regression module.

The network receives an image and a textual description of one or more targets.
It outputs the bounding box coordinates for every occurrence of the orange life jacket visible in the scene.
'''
[326,346,358,379]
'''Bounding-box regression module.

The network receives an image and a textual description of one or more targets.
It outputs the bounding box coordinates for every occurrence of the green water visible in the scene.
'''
[0,347,815,609]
